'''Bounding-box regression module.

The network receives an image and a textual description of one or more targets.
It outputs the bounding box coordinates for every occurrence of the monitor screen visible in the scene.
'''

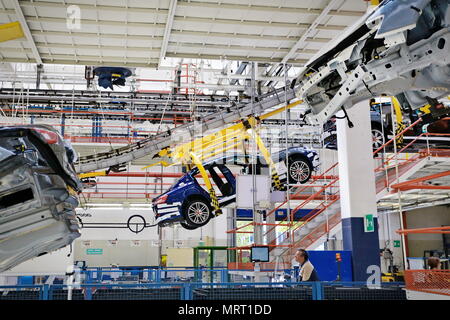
[251,246,269,262]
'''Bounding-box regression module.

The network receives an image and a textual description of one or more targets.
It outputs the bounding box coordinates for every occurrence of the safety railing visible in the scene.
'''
[0,281,406,300]
[225,165,340,239]
[403,270,450,296]
[229,115,450,269]
[398,226,450,297]
[79,268,230,284]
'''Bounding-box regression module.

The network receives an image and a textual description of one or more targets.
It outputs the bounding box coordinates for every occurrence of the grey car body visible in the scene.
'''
[0,125,82,272]
[296,0,450,125]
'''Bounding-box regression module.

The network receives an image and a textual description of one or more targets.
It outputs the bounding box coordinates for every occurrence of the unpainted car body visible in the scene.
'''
[0,125,81,272]
[297,0,450,126]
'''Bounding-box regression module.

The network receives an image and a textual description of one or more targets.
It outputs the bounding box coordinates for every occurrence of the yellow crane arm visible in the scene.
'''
[143,99,303,169]
[189,152,222,216]
[391,96,405,146]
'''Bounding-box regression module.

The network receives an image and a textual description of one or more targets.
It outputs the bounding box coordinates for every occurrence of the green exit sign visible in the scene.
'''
[364,214,375,233]
[393,240,401,248]
[86,248,103,255]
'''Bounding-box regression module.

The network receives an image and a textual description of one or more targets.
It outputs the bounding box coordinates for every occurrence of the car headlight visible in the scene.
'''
[154,194,168,205]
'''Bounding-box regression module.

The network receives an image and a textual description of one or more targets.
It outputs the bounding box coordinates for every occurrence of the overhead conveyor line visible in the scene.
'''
[75,85,299,173]
[141,100,303,195]
[142,100,302,168]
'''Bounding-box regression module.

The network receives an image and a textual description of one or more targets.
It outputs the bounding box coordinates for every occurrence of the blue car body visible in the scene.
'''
[152,147,319,227]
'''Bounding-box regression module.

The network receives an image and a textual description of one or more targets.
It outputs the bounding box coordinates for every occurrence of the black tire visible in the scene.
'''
[182,198,212,228]
[180,221,198,230]
[286,155,313,184]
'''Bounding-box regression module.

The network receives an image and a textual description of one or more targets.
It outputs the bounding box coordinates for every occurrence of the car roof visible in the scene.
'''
[191,146,316,170]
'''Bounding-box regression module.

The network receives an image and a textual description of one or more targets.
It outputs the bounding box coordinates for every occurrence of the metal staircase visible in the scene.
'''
[269,154,426,264]
[226,118,450,271]
[267,147,450,268]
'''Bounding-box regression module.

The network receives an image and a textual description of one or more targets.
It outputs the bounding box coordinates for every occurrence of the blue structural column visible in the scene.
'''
[336,100,380,282]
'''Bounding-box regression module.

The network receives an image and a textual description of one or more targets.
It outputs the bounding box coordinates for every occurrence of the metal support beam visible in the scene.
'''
[11,0,42,64]
[159,0,177,67]
[177,0,364,17]
[11,0,52,89]
[281,0,342,64]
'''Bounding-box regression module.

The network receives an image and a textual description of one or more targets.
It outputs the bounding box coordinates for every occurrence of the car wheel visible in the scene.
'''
[287,156,312,184]
[371,127,385,151]
[180,221,198,230]
[182,199,212,228]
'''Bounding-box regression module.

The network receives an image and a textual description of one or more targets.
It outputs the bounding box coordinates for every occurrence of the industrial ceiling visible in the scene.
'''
[0,0,369,68]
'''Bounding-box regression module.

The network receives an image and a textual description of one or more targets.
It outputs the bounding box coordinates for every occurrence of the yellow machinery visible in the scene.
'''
[0,21,24,43]
[80,100,303,216]
[141,100,303,216]
[382,271,404,282]
[391,97,406,147]
[369,97,405,147]
[78,171,108,179]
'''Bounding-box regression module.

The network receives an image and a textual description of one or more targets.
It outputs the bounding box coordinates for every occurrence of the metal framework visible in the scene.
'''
[227,107,450,270]
[0,0,368,66]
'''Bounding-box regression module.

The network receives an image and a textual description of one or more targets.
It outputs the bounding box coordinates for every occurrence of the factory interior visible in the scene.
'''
[0,0,449,304]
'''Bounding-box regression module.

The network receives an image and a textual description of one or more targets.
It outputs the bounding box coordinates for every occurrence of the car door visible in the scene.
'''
[207,164,236,207]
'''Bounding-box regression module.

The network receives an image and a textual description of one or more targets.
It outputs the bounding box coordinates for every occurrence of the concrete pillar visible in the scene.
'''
[336,100,380,281]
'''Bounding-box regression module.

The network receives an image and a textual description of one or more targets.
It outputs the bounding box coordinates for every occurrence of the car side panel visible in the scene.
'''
[154,176,211,225]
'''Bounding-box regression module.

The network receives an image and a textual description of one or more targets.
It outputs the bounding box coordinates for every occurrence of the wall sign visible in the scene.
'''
[86,248,103,255]
[364,214,375,233]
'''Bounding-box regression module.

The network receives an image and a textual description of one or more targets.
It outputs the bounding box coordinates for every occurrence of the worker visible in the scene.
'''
[294,249,320,282]
[426,256,442,285]
[427,256,441,270]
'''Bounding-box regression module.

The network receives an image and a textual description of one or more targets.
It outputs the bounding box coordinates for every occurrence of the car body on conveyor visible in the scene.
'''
[296,0,450,126]
[152,147,320,230]
[0,125,82,272]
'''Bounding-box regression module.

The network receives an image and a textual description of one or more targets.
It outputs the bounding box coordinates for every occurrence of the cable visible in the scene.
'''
[67,244,73,257]
[334,106,354,128]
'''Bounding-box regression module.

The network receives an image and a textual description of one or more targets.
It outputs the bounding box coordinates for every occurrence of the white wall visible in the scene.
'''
[405,205,450,257]
[377,211,403,272]
[72,207,229,267]
[0,246,73,278]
